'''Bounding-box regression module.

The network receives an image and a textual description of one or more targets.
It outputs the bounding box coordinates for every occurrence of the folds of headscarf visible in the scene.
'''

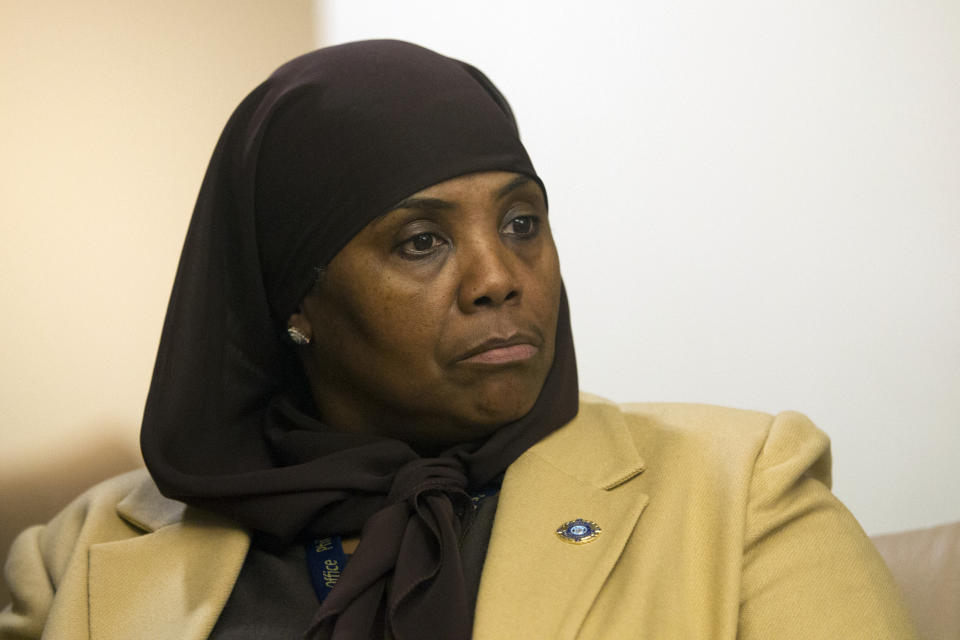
[140,40,578,640]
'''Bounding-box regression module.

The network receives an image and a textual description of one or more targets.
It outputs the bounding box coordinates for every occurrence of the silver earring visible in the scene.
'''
[287,326,310,345]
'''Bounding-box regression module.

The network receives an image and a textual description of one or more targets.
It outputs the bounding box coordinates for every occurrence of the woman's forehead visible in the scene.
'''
[397,172,535,204]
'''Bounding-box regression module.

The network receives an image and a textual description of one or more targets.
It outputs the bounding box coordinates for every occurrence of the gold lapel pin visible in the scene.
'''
[556,518,602,544]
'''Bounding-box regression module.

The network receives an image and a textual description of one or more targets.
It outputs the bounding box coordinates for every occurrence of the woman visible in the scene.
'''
[0,40,916,639]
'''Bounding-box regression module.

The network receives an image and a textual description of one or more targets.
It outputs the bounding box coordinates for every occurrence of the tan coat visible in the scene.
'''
[1,395,918,639]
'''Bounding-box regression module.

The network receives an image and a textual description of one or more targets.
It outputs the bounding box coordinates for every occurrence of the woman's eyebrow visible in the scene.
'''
[390,196,456,212]
[495,175,533,199]
[379,175,535,222]
[370,197,453,227]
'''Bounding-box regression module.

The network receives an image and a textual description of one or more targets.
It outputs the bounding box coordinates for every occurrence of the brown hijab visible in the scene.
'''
[140,40,578,639]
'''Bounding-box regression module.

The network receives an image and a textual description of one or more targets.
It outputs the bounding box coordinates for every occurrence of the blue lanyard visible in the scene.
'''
[305,536,349,603]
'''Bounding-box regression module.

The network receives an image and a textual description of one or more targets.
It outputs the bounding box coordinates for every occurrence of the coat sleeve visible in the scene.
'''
[737,411,919,639]
[0,525,55,640]
[0,495,94,640]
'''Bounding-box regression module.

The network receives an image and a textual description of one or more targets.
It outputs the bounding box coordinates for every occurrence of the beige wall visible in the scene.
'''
[0,2,315,468]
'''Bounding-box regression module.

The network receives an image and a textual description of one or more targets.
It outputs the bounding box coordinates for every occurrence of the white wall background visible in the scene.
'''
[319,0,960,535]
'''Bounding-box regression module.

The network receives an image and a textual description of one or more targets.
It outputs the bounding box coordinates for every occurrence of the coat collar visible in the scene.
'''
[115,470,188,531]
[473,394,649,639]
[529,392,646,489]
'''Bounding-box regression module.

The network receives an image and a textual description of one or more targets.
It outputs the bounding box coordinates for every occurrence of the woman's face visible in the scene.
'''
[290,171,561,450]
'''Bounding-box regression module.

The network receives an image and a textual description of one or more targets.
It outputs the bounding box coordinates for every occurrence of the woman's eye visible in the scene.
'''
[400,232,445,258]
[502,215,539,237]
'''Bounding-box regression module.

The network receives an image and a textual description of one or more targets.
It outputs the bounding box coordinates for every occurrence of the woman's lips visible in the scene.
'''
[461,343,538,364]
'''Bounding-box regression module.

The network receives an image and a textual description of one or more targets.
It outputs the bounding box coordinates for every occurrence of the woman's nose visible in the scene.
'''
[457,239,521,312]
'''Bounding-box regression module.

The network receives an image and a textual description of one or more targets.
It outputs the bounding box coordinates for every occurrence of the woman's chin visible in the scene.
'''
[397,387,540,452]
[464,381,541,428]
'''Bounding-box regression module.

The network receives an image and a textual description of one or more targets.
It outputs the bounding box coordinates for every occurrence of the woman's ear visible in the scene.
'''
[286,310,313,346]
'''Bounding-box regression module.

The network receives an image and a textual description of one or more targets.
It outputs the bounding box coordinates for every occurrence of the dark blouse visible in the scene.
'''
[209,492,500,638]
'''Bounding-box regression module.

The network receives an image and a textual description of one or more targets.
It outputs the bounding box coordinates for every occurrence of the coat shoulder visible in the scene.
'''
[581,391,776,435]
[56,468,155,518]
[578,391,775,449]
[575,392,831,487]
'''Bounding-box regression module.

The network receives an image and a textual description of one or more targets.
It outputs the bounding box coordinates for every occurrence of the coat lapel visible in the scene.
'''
[87,477,250,640]
[473,397,649,639]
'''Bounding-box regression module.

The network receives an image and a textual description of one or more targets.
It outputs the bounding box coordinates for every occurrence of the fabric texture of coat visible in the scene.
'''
[0,395,918,639]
